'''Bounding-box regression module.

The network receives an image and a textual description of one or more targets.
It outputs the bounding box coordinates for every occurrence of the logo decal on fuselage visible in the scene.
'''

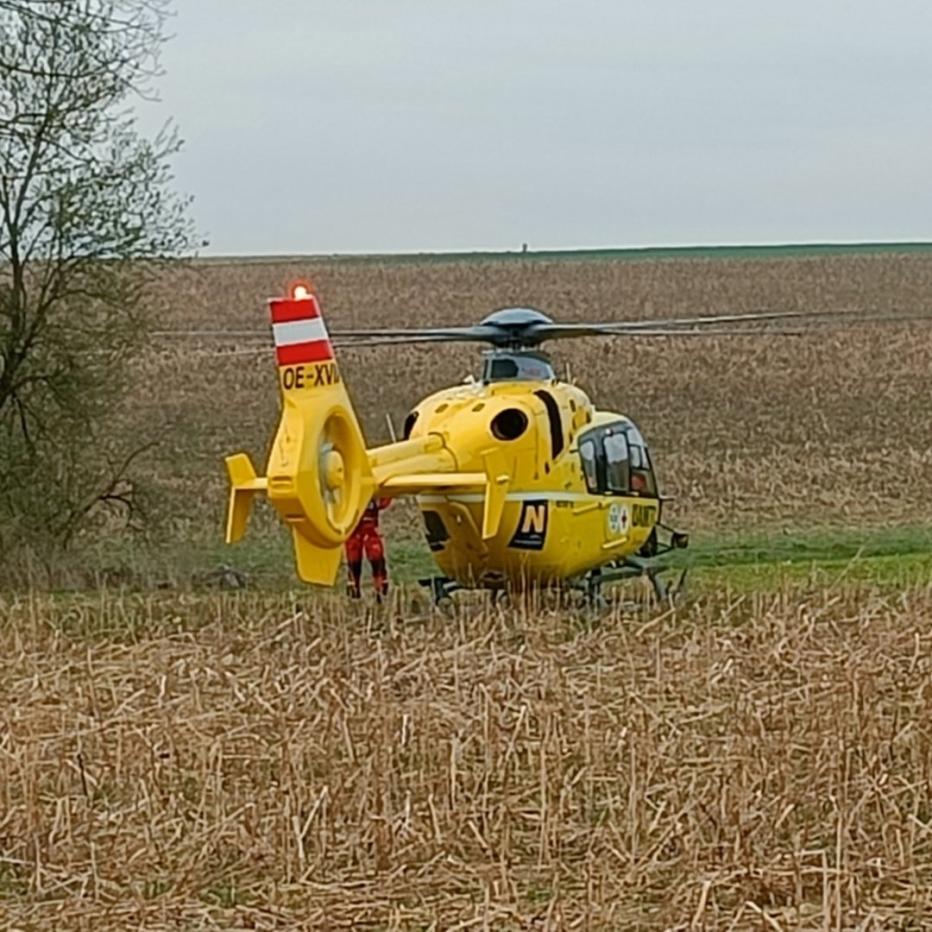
[509,500,548,550]
[607,502,629,537]
[632,503,657,528]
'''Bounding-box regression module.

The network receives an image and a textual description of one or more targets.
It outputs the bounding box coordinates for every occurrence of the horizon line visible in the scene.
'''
[193,239,932,264]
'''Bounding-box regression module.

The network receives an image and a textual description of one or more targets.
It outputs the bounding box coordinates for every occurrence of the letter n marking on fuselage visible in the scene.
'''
[509,500,548,550]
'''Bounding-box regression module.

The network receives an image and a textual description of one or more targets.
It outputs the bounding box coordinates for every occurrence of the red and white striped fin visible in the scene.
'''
[269,292,334,366]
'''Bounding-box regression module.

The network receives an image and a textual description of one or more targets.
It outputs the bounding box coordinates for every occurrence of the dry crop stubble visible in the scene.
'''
[131,253,932,536]
[3,583,932,928]
[5,251,930,928]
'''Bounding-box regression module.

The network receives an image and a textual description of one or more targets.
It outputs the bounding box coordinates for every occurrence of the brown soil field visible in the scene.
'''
[3,583,932,929]
[134,252,932,541]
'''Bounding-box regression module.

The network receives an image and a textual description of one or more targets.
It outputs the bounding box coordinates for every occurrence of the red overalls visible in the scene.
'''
[345,498,390,597]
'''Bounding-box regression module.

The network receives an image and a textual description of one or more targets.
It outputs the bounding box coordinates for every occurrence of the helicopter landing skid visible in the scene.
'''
[418,563,686,608]
[576,554,688,607]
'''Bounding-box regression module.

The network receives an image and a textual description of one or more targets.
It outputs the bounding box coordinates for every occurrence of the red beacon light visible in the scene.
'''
[288,279,316,301]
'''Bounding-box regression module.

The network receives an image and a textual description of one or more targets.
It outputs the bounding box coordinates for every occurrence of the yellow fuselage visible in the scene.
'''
[380,377,661,587]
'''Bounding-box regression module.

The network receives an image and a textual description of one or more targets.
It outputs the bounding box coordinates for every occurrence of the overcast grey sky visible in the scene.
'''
[139,1,932,255]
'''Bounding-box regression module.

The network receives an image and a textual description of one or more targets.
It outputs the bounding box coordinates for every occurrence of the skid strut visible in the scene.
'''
[418,575,461,605]
[577,558,687,606]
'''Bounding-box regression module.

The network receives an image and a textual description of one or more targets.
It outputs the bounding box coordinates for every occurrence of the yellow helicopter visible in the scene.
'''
[223,281,861,602]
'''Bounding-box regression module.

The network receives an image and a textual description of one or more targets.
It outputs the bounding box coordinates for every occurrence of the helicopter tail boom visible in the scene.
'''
[375,445,509,539]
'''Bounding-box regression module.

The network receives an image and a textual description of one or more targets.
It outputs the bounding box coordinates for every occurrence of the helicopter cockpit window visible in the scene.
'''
[488,358,520,380]
[484,353,556,383]
[603,432,630,494]
[628,441,657,495]
[579,438,600,493]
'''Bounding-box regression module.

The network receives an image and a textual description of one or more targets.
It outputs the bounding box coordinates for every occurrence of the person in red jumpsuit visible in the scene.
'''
[345,497,391,599]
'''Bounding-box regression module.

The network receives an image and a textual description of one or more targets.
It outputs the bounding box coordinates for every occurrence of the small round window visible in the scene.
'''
[490,408,528,441]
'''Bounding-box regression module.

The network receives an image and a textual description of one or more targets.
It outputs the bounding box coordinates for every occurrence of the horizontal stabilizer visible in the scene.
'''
[378,448,510,541]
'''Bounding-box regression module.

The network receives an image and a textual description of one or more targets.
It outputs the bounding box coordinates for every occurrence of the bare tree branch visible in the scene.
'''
[0,0,196,562]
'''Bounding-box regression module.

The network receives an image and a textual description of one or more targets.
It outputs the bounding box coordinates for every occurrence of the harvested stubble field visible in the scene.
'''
[132,250,932,549]
[3,583,932,929]
[5,250,932,929]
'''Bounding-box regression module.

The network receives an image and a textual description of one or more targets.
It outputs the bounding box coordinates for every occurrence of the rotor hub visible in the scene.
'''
[322,448,345,492]
[479,307,554,329]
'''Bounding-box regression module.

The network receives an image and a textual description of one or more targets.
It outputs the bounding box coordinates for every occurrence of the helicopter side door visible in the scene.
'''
[576,422,660,551]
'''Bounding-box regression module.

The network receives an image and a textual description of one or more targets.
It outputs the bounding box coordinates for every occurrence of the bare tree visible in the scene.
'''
[0,0,196,566]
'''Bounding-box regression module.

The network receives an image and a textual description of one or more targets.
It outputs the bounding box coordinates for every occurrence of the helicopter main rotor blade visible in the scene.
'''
[516,310,932,344]
[331,335,464,348]
[151,329,270,339]
[330,309,856,344]
[332,327,819,346]
[526,308,885,338]
[149,308,932,348]
[331,325,502,342]
[330,308,923,348]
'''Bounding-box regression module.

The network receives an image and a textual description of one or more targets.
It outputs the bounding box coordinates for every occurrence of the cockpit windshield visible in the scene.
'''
[483,351,555,383]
